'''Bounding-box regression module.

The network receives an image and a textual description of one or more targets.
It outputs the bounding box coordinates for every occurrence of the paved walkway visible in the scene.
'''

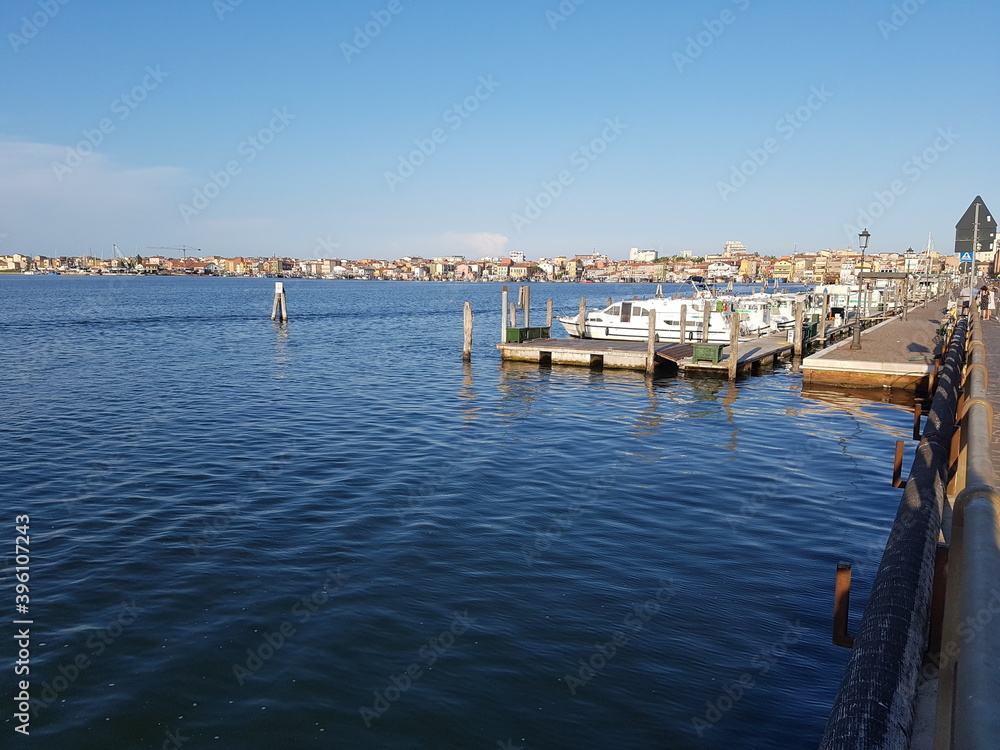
[803,298,948,392]
[809,300,947,363]
[978,314,1000,470]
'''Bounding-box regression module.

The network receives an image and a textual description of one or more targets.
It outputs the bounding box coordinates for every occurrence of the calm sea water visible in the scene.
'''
[1,276,916,749]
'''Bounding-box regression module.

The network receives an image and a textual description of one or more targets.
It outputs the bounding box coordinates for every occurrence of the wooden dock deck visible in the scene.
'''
[496,320,863,378]
[679,334,792,376]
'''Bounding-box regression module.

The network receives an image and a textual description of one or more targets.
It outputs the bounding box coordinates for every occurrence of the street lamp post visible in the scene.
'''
[850,228,870,349]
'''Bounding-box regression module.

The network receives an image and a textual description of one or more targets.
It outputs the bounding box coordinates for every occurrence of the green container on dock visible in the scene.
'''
[691,343,725,364]
[505,326,551,343]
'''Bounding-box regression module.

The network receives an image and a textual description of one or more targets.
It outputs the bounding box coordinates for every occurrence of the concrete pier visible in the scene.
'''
[802,300,948,394]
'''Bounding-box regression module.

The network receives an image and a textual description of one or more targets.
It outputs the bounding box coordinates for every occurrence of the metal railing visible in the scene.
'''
[819,315,964,750]
[932,302,1000,750]
[820,295,1000,749]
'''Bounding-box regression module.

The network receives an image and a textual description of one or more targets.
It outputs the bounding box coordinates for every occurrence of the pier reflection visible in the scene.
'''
[630,377,664,438]
[458,362,480,425]
[801,386,915,439]
[495,361,549,422]
[721,381,741,455]
[271,321,289,380]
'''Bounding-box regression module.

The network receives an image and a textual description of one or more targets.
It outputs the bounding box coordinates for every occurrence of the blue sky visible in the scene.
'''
[2,0,998,260]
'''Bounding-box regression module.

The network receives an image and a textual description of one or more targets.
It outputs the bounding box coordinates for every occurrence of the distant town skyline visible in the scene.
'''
[3,1,997,260]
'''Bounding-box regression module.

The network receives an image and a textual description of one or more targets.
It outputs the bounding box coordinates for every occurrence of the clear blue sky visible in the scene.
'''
[2,0,998,260]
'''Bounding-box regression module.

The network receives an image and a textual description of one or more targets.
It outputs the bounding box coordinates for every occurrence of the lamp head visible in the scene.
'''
[859,229,870,251]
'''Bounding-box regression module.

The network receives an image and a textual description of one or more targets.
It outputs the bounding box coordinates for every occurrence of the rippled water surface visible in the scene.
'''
[2,277,918,749]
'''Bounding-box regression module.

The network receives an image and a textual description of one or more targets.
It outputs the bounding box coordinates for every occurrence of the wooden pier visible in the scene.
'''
[491,284,896,380]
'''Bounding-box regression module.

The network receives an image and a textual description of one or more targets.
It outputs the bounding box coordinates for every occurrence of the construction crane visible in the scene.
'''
[146,245,201,261]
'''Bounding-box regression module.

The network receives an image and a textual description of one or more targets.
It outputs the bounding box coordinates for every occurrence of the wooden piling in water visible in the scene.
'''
[509,302,517,328]
[646,309,657,376]
[793,300,804,358]
[728,313,740,380]
[820,294,829,346]
[522,285,531,328]
[679,304,688,343]
[463,301,473,362]
[270,282,288,322]
[702,301,711,343]
[501,286,509,340]
[578,297,587,338]
[546,299,553,327]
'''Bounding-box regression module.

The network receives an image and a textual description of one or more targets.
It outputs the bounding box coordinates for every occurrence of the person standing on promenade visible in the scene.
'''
[989,285,997,321]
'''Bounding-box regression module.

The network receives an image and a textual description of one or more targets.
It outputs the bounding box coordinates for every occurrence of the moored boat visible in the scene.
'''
[558,283,782,343]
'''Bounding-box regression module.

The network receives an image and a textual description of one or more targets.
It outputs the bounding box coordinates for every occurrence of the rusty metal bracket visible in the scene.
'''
[833,562,854,648]
[892,441,907,488]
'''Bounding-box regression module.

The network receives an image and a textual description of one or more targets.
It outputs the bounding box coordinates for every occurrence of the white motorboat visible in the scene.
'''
[558,282,781,344]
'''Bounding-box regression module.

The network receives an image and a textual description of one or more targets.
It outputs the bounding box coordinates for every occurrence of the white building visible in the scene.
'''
[629,247,657,263]
[707,261,737,279]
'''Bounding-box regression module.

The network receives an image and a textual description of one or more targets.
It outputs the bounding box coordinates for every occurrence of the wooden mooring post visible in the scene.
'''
[646,310,657,376]
[728,313,741,380]
[819,294,829,346]
[270,282,288,322]
[679,304,688,343]
[520,285,531,328]
[793,300,804,358]
[546,299,553,327]
[501,286,509,340]
[578,297,587,337]
[462,301,473,362]
[702,300,711,343]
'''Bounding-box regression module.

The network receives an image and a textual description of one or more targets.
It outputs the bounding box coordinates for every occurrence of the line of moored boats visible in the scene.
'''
[557,278,938,344]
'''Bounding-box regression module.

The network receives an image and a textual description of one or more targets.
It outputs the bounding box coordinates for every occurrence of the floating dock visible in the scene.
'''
[497,338,693,372]
[497,324,858,378]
